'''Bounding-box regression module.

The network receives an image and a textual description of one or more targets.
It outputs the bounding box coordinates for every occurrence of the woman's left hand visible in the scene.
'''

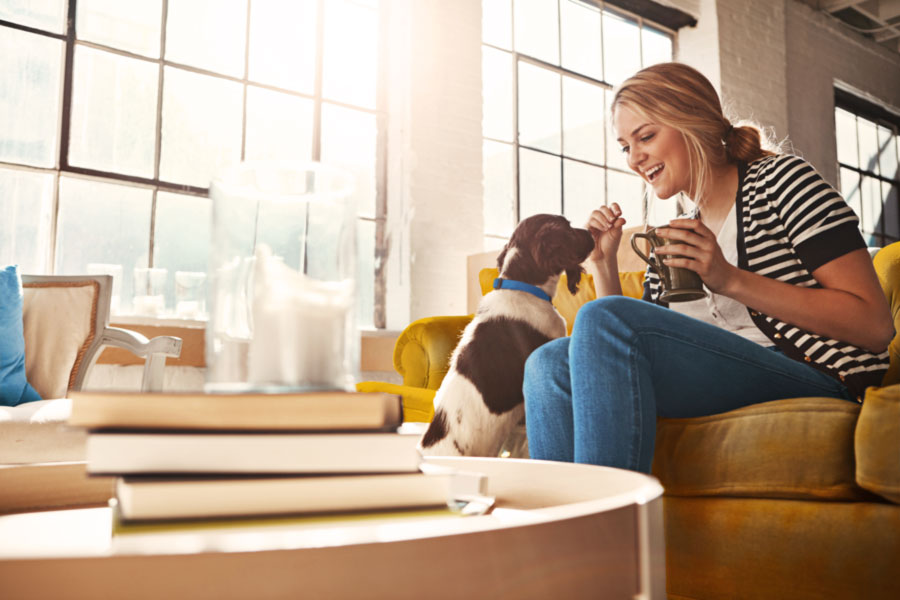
[656,218,738,294]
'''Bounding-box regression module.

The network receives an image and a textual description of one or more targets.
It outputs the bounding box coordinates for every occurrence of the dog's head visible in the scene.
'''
[496,214,595,295]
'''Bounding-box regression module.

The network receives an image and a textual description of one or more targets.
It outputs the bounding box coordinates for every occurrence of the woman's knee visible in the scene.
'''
[574,295,644,333]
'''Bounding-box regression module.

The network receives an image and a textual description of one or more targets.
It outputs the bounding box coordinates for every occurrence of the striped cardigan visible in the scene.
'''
[642,154,889,400]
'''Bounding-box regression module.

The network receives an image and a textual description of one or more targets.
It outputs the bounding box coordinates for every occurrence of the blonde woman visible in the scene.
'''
[523,62,894,472]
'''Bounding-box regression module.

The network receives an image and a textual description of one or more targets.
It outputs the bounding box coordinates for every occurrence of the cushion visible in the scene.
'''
[856,384,900,504]
[873,242,900,386]
[0,266,41,407]
[22,280,98,400]
[653,397,871,501]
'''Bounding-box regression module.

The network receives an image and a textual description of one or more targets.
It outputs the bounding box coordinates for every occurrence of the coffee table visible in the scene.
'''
[0,456,664,599]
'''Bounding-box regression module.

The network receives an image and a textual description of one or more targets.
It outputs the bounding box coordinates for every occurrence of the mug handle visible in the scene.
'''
[630,232,659,273]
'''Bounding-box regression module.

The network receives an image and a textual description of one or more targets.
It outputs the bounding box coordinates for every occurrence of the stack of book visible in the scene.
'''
[67,391,489,532]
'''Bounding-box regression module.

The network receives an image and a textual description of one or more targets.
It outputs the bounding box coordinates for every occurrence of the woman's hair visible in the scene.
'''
[610,62,777,205]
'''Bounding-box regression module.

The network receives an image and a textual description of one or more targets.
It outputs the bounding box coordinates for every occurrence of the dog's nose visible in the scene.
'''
[575,228,594,256]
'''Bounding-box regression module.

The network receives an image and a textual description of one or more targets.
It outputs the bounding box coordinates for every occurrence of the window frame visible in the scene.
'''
[0,0,389,328]
[481,0,678,247]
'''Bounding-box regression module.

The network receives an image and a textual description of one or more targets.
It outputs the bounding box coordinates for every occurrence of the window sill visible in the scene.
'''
[101,319,399,372]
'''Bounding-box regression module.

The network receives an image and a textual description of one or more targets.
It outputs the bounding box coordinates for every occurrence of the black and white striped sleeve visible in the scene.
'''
[764,154,866,271]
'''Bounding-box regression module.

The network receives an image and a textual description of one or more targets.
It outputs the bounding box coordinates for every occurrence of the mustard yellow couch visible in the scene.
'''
[358,244,900,599]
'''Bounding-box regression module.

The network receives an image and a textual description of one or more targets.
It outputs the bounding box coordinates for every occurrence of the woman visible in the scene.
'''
[523,62,894,473]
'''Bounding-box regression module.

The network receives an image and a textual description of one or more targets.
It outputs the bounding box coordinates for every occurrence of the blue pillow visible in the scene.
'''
[0,265,42,406]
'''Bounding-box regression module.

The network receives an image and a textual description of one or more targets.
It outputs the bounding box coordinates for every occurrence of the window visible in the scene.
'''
[835,91,900,248]
[481,0,675,249]
[0,0,386,328]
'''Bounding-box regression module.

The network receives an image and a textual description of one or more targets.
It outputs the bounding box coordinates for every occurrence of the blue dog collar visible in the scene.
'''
[493,278,552,302]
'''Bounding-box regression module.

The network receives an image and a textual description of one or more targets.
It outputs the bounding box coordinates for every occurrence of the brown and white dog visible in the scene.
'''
[418,214,595,457]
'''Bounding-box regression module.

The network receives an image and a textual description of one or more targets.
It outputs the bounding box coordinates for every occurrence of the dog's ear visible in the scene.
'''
[565,264,585,295]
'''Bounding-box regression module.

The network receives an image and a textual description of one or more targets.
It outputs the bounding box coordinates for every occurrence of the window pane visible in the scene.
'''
[159,67,243,188]
[0,28,63,168]
[245,86,314,164]
[840,167,861,221]
[0,0,66,33]
[154,191,211,316]
[606,169,644,226]
[482,0,512,50]
[321,104,377,218]
[858,117,880,175]
[323,0,378,109]
[641,25,672,67]
[860,174,883,237]
[883,182,899,241]
[562,76,604,164]
[560,0,602,80]
[0,167,54,274]
[76,0,162,57]
[69,46,158,178]
[563,159,603,228]
[602,10,640,86]
[834,108,859,169]
[357,219,375,329]
[56,177,152,313]
[484,140,516,237]
[605,89,630,172]
[878,125,898,181]
[248,0,316,93]
[482,47,514,143]
[518,61,560,154]
[519,148,561,219]
[165,0,247,78]
[514,0,559,65]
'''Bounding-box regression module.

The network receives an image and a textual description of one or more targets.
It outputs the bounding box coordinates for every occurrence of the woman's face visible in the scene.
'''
[613,105,692,199]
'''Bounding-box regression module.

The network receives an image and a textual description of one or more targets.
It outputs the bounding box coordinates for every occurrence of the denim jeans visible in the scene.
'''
[523,296,852,473]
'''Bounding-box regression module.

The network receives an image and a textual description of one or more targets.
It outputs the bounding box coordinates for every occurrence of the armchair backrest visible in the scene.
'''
[21,274,114,399]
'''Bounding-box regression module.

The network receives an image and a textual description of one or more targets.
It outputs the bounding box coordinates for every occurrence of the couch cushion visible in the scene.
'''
[653,397,871,501]
[0,266,41,407]
[856,384,900,504]
[22,280,98,400]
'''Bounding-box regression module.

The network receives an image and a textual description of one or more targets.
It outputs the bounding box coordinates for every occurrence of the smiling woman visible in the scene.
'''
[0,0,385,328]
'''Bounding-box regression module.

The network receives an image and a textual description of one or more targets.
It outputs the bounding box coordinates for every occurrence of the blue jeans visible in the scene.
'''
[523,296,852,473]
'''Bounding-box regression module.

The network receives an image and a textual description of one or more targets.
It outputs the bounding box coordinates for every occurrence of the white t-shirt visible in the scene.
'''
[669,204,772,347]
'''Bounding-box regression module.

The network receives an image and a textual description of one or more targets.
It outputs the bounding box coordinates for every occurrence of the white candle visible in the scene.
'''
[247,248,355,390]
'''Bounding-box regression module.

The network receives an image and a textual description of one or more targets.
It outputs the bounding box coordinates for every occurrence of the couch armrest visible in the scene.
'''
[355,381,436,423]
[856,384,900,504]
[393,315,472,390]
[99,327,183,393]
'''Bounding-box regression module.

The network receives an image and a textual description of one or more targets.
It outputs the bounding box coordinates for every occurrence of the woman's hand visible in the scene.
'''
[586,203,626,264]
[656,218,739,293]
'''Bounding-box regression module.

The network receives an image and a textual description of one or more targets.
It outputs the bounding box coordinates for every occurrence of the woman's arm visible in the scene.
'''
[659,219,894,352]
[585,203,625,297]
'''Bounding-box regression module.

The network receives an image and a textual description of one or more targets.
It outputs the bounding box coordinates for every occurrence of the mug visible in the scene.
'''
[631,228,707,303]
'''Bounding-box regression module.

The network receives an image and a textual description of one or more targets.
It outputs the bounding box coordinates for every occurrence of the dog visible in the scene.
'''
[418,214,595,457]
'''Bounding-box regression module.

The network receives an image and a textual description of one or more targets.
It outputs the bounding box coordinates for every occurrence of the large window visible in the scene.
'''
[835,93,900,248]
[0,0,386,328]
[481,0,675,249]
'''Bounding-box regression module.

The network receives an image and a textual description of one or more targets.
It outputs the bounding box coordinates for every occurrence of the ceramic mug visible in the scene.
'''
[631,228,707,302]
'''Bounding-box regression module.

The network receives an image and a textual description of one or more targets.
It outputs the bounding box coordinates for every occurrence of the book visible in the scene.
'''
[67,390,402,432]
[0,462,114,513]
[85,424,426,475]
[108,499,464,555]
[114,466,489,521]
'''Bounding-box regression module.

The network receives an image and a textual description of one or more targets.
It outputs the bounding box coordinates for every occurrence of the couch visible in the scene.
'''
[357,244,900,599]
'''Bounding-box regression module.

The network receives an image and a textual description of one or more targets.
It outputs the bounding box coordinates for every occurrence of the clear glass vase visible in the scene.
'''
[205,161,357,393]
